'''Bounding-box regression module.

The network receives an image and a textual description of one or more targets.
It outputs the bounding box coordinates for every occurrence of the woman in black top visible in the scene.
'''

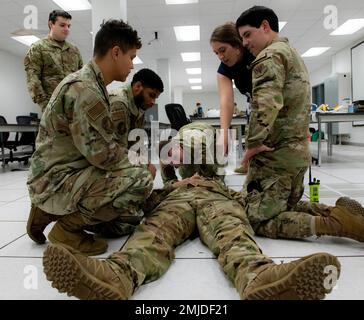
[210,22,254,172]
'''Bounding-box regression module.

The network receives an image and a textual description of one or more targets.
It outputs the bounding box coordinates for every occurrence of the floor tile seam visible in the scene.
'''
[0,196,30,205]
[0,202,11,207]
[313,167,358,184]
[320,183,349,197]
[0,181,28,188]
[0,233,27,250]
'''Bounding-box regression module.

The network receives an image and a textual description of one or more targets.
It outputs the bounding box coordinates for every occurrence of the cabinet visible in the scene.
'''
[323,73,351,139]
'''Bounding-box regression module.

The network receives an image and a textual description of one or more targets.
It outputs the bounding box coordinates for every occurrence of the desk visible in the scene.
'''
[189,116,247,157]
[312,112,364,166]
[144,122,171,130]
[0,124,39,168]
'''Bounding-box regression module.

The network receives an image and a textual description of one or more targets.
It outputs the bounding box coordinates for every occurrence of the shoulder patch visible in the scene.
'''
[111,109,126,121]
[253,63,268,78]
[248,52,272,70]
[87,102,106,121]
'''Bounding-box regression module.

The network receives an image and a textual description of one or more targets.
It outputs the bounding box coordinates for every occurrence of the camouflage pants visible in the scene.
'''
[39,165,153,233]
[88,189,170,237]
[244,159,331,239]
[108,180,273,298]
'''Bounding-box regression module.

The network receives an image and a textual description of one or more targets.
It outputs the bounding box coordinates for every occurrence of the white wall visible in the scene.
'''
[182,90,249,118]
[0,50,39,123]
[310,62,332,87]
[310,46,352,87]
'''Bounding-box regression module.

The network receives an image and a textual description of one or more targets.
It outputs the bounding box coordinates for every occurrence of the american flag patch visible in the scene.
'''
[87,102,105,121]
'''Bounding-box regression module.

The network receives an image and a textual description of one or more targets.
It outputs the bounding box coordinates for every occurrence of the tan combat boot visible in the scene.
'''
[316,197,364,242]
[242,253,340,300]
[26,206,59,244]
[43,244,134,300]
[48,212,108,256]
[234,164,248,175]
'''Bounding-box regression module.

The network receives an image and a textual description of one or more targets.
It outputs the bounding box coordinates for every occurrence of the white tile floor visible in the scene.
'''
[1,143,364,300]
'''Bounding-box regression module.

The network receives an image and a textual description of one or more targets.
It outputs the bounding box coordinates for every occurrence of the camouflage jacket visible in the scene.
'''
[24,36,83,111]
[109,84,146,148]
[27,60,145,206]
[247,37,311,170]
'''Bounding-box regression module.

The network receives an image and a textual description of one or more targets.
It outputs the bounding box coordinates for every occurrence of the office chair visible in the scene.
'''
[165,103,191,132]
[16,116,36,148]
[0,115,20,164]
[15,116,37,164]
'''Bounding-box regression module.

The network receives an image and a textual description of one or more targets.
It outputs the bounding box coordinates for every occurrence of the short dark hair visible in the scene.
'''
[236,6,279,33]
[48,10,72,24]
[93,19,142,58]
[132,68,164,93]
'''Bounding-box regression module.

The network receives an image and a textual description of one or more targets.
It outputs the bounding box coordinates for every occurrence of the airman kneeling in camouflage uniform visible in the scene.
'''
[85,68,164,237]
[236,6,364,244]
[26,20,155,256]
[43,123,340,300]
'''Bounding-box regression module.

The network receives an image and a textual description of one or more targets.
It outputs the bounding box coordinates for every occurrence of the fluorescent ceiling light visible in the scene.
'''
[186,68,201,75]
[330,19,364,35]
[279,21,287,32]
[302,47,330,57]
[12,35,40,46]
[52,0,91,11]
[174,25,200,41]
[188,78,201,84]
[191,86,202,90]
[181,52,200,62]
[166,0,198,4]
[133,56,143,64]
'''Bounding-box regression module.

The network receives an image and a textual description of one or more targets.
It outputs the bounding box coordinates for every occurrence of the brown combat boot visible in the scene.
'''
[43,244,134,300]
[316,197,364,242]
[48,212,108,256]
[242,253,340,300]
[26,206,59,244]
[234,164,248,175]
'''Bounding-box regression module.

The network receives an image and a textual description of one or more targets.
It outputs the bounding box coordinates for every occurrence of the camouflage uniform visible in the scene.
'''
[87,84,152,236]
[243,37,328,238]
[106,123,273,297]
[27,60,153,232]
[24,36,83,111]
[109,84,146,147]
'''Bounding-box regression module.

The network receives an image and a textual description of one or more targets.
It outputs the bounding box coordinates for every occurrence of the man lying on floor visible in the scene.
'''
[43,123,340,299]
[42,122,340,300]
